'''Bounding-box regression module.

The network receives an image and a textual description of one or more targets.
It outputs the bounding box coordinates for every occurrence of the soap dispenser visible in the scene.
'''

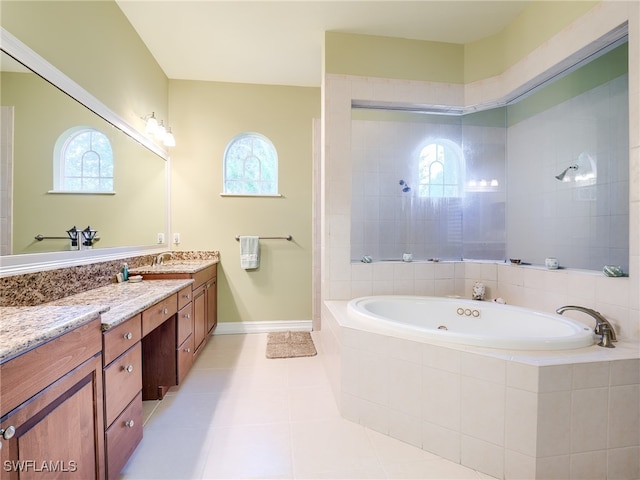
[122,263,129,282]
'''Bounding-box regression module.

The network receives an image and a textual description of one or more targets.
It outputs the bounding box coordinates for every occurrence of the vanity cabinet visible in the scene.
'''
[176,286,194,384]
[102,314,142,480]
[142,264,217,357]
[0,318,105,480]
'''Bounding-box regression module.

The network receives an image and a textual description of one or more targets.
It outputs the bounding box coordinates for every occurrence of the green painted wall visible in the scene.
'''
[465,1,599,82]
[325,31,465,83]
[168,80,320,323]
[325,2,600,85]
[1,0,168,127]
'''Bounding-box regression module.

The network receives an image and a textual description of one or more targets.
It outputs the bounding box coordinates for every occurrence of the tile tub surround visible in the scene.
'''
[0,250,219,307]
[320,301,640,480]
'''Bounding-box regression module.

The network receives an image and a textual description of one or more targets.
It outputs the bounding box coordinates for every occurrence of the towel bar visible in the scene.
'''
[235,235,292,241]
[35,234,101,241]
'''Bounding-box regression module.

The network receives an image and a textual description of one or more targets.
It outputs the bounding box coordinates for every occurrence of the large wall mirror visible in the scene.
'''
[351,32,629,273]
[0,29,169,275]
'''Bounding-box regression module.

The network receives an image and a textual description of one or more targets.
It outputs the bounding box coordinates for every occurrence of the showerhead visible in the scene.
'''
[555,164,578,181]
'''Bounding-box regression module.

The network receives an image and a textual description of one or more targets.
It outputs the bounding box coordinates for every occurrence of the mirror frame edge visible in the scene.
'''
[0,27,170,277]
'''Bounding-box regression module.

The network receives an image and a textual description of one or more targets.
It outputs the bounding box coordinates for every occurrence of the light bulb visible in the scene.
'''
[145,112,158,134]
[155,120,166,140]
[164,127,176,147]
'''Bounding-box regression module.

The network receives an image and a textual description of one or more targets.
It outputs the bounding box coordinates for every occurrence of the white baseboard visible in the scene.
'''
[213,320,312,335]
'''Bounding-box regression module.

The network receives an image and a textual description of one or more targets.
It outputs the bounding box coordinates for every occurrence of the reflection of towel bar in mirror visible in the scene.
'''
[35,235,100,241]
[234,235,292,241]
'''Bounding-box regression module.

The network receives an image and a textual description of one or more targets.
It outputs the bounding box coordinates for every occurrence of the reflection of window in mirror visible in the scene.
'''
[418,140,463,198]
[223,132,278,195]
[52,127,114,193]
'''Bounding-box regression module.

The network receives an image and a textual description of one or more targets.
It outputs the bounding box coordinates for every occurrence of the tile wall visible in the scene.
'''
[320,300,640,479]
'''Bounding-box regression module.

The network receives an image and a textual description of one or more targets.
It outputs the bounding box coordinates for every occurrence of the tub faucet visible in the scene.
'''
[153,252,173,266]
[556,305,617,347]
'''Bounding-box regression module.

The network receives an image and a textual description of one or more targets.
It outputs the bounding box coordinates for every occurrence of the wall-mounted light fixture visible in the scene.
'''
[142,112,176,147]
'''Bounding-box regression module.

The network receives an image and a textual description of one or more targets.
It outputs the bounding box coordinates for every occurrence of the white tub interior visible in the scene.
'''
[347,295,595,350]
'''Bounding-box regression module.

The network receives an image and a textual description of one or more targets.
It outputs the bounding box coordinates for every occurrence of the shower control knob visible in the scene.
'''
[0,426,15,440]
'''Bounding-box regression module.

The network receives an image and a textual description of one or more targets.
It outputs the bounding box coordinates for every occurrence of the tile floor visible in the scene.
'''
[119,333,497,479]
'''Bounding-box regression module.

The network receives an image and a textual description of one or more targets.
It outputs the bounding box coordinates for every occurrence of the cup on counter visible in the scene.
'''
[402,253,413,262]
[545,257,559,269]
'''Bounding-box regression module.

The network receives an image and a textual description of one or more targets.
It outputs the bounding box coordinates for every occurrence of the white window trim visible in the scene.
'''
[222,132,280,196]
[53,126,115,194]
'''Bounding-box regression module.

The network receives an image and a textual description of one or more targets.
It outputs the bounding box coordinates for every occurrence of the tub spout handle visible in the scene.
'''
[598,324,615,348]
[556,305,617,346]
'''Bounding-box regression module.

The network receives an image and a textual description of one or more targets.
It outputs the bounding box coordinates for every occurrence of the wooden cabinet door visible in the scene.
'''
[205,277,217,333]
[193,286,206,354]
[0,354,105,480]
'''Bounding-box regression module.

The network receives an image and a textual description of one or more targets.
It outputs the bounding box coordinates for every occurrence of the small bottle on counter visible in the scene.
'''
[122,263,129,281]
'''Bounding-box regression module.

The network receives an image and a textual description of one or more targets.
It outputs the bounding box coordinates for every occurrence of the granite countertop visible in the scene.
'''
[0,278,193,363]
[0,305,106,363]
[130,259,218,275]
[48,279,194,330]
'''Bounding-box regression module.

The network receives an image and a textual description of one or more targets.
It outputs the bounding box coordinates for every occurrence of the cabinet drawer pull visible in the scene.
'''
[184,347,191,353]
[0,426,15,440]
[162,308,169,315]
[125,420,135,428]
[123,332,133,340]
[123,364,134,373]
[183,293,191,300]
[183,313,191,319]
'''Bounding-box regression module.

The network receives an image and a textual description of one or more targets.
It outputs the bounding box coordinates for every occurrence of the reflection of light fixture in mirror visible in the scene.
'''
[555,164,578,182]
[163,127,176,147]
[144,112,159,135]
[466,179,499,191]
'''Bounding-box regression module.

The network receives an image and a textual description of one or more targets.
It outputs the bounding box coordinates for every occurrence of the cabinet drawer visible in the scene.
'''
[177,302,194,346]
[177,334,194,384]
[105,392,143,480]
[192,264,215,289]
[142,294,177,337]
[103,314,142,365]
[177,285,192,311]
[104,343,142,427]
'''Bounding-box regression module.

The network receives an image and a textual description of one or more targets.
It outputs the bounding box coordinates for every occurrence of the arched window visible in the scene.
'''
[223,132,278,195]
[53,127,114,192]
[417,140,463,198]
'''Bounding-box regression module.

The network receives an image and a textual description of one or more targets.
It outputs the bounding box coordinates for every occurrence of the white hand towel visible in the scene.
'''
[240,236,260,269]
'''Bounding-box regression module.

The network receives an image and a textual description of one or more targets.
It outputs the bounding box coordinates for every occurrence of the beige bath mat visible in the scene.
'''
[266,331,317,359]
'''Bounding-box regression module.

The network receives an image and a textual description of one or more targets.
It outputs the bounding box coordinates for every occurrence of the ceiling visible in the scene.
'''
[115,1,530,87]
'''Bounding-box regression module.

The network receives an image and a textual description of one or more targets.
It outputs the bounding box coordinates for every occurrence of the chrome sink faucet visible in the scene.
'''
[556,305,617,347]
[152,252,173,266]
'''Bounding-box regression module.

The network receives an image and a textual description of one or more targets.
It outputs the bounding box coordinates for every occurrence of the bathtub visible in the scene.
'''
[347,295,595,350]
